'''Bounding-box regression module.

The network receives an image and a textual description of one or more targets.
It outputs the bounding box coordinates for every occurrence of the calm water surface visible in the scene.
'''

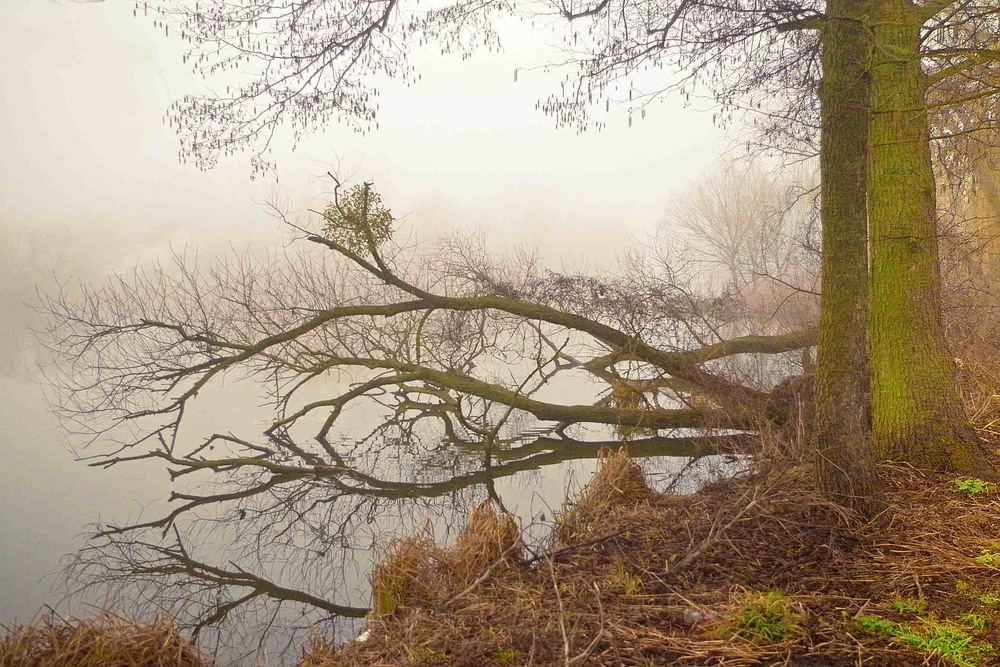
[0,363,742,664]
[0,225,746,664]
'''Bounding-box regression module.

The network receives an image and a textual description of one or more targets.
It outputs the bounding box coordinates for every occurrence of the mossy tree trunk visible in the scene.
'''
[867,0,984,471]
[813,0,883,518]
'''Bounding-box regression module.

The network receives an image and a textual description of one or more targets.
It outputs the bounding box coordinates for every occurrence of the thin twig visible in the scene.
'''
[443,540,522,608]
[664,484,765,578]
[523,528,631,566]
[546,556,571,664]
[566,583,609,666]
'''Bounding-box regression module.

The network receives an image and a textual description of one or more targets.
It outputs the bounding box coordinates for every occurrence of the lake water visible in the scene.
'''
[0,221,750,664]
[0,359,743,665]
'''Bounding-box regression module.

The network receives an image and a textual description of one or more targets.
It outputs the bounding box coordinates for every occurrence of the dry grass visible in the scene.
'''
[370,533,442,618]
[447,503,524,583]
[305,458,1000,667]
[12,453,1000,667]
[555,447,654,546]
[369,503,525,619]
[0,612,213,667]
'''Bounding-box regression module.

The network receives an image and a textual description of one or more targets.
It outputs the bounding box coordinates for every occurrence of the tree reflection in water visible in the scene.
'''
[61,414,745,664]
[39,204,802,662]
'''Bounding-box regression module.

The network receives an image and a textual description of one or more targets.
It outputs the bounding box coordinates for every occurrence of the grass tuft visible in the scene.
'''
[974,548,1000,569]
[978,591,1000,606]
[607,559,642,597]
[446,503,524,584]
[369,503,523,619]
[720,590,801,644]
[370,534,439,617]
[889,596,926,614]
[855,613,993,667]
[555,447,652,545]
[0,612,212,667]
[952,477,993,497]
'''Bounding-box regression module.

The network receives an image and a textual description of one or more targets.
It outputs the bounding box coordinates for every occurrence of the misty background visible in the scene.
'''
[0,0,730,625]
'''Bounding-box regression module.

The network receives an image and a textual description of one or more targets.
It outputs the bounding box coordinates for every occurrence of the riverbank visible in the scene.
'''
[5,451,1000,666]
[305,451,1000,666]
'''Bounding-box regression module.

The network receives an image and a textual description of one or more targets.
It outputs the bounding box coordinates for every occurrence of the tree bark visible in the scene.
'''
[867,0,984,471]
[813,0,883,519]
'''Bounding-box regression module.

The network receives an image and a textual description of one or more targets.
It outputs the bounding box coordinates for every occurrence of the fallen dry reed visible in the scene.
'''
[0,611,213,667]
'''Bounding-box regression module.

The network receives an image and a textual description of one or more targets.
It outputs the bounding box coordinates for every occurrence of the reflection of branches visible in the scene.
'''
[64,425,741,662]
[95,430,743,539]
[43,186,807,660]
[157,528,367,620]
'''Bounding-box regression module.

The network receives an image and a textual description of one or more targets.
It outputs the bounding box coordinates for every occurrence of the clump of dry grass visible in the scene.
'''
[368,503,524,619]
[0,612,212,667]
[555,447,653,545]
[447,503,524,584]
[370,534,441,618]
[297,634,340,667]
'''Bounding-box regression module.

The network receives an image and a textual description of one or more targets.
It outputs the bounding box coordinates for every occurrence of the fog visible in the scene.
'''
[0,0,728,628]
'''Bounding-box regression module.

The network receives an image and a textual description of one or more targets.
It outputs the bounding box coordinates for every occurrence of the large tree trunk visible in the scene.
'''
[813,0,883,518]
[867,0,983,471]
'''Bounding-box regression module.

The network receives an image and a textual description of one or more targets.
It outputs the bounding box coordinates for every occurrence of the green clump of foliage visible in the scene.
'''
[978,591,1000,606]
[975,549,1000,569]
[854,614,993,667]
[724,590,801,643]
[889,596,926,614]
[323,183,394,255]
[493,649,521,662]
[952,478,993,496]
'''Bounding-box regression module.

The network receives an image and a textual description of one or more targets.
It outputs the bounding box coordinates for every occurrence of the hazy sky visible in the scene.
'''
[2,0,728,262]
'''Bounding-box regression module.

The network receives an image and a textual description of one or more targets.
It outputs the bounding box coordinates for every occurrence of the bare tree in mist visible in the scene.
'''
[119,0,825,175]
[108,0,895,515]
[663,166,820,329]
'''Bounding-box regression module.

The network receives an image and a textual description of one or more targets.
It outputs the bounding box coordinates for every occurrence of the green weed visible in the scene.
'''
[402,645,446,664]
[978,591,1000,606]
[963,613,988,631]
[609,560,642,597]
[493,649,521,662]
[955,581,1000,606]
[975,549,1000,568]
[725,590,800,643]
[952,478,993,496]
[855,614,993,667]
[889,596,926,614]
